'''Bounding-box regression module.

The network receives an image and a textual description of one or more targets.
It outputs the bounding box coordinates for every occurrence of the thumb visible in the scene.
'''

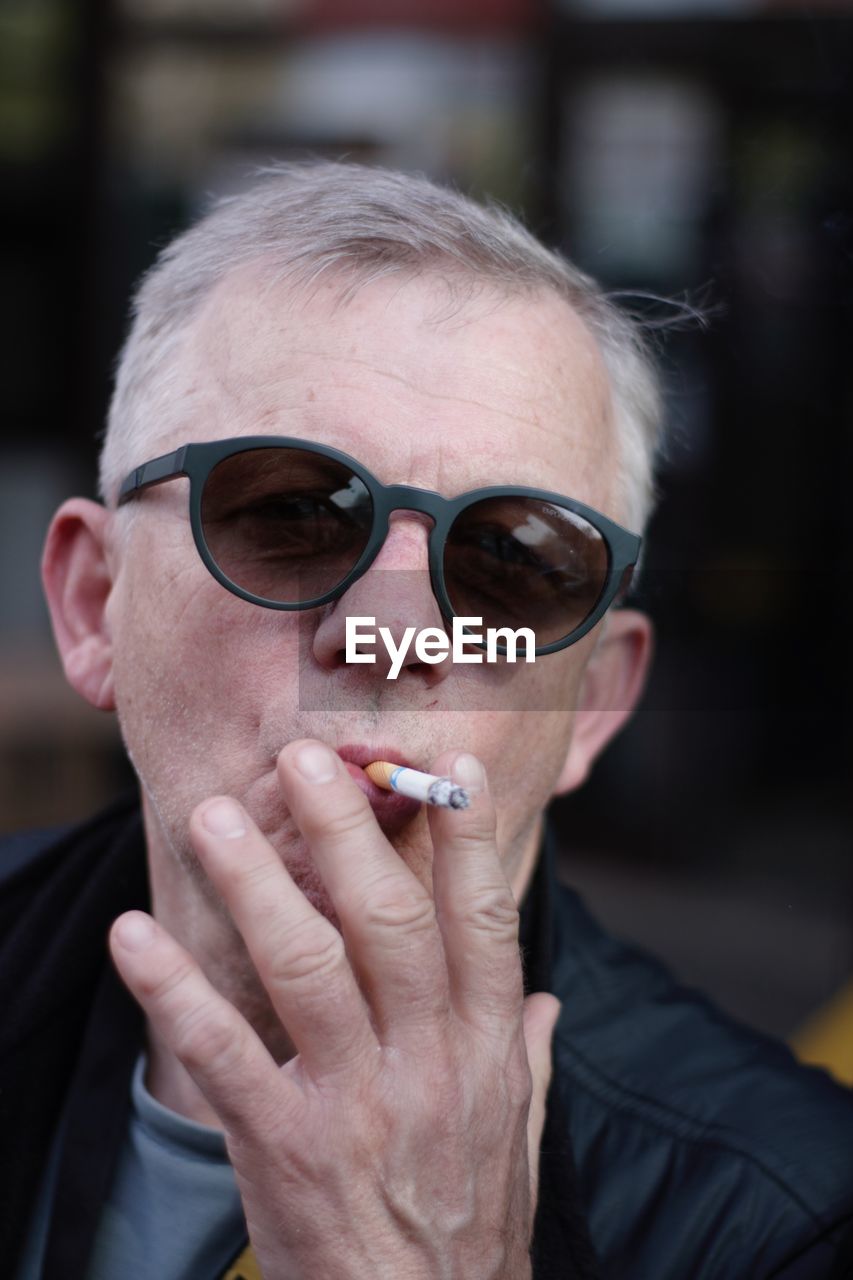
[522,991,561,1219]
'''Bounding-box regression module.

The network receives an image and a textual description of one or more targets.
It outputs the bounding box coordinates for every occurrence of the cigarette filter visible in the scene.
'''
[365,761,470,810]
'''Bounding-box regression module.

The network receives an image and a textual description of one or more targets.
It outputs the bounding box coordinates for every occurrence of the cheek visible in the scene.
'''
[108,555,300,819]
[467,648,588,854]
[467,706,575,853]
[490,710,575,796]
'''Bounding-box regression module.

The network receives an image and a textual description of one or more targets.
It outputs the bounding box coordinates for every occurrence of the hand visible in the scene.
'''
[109,741,561,1280]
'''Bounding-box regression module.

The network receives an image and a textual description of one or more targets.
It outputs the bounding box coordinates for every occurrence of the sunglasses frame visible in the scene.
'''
[118,435,642,656]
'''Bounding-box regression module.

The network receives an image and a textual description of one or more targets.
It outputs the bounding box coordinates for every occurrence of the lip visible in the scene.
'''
[336,743,422,830]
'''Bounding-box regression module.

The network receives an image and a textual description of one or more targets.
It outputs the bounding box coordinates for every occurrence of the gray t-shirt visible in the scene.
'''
[17,1052,248,1280]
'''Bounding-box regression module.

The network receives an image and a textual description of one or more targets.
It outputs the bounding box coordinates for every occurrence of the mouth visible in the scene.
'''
[336,743,422,830]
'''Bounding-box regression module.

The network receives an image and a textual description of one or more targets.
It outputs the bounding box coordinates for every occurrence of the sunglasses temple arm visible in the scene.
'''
[118,447,189,505]
[614,564,636,604]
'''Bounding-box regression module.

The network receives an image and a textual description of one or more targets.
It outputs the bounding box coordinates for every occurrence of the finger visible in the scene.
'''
[188,795,378,1078]
[522,993,561,1217]
[108,909,289,1141]
[276,740,449,1041]
[427,751,524,1027]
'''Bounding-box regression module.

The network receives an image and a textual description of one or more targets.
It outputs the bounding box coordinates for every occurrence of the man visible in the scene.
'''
[4,160,853,1279]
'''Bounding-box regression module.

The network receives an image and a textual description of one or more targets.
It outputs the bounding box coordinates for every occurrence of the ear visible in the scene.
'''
[554,607,653,796]
[41,498,118,711]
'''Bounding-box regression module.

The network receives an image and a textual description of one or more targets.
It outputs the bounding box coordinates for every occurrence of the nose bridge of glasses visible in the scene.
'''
[364,487,438,582]
[383,483,442,524]
[378,508,435,566]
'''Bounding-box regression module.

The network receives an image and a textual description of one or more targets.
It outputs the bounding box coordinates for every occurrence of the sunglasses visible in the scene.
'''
[117,436,641,656]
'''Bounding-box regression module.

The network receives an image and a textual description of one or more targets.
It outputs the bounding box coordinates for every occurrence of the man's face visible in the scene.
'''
[103,264,621,914]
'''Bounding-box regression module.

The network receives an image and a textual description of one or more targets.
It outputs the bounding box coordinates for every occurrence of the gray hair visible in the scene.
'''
[99,159,665,536]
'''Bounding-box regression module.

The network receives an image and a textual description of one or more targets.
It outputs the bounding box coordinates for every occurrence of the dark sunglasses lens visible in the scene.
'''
[444,496,609,647]
[200,447,373,603]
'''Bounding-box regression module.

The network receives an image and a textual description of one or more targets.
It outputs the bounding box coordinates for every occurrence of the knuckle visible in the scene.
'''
[233,855,281,894]
[173,1003,242,1073]
[142,958,197,1005]
[457,888,520,942]
[311,795,371,844]
[264,916,347,988]
[445,823,499,864]
[360,878,437,936]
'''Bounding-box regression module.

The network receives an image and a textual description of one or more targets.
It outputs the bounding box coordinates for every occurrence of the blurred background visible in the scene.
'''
[1,0,851,1066]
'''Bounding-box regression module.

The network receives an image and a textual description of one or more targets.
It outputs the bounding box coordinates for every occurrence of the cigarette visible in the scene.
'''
[364,761,470,810]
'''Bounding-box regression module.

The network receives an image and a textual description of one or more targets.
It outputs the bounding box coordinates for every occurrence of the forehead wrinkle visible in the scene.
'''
[203,356,610,463]
[202,339,564,437]
[309,365,551,436]
[193,281,608,421]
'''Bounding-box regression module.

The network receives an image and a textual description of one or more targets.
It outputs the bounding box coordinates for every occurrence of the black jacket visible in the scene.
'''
[3,793,853,1279]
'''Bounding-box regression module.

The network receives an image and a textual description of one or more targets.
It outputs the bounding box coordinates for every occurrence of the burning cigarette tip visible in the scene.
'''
[365,761,470,811]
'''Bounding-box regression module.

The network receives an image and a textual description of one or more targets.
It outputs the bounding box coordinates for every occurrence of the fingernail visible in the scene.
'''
[115,912,155,951]
[294,742,338,784]
[201,798,246,838]
[452,753,485,793]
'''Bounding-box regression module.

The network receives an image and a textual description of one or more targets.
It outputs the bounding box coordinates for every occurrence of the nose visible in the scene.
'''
[311,513,452,685]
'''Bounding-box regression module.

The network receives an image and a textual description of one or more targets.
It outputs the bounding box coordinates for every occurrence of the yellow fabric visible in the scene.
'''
[222,1243,263,1280]
[789,977,853,1087]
